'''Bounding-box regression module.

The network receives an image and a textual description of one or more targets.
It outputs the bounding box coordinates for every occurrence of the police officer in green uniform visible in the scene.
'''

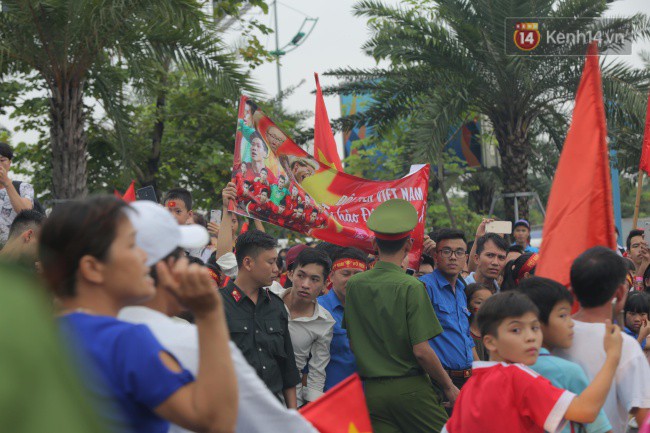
[344,199,459,433]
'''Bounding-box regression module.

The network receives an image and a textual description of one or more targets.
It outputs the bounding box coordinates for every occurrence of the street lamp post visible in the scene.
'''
[273,0,282,108]
[269,1,318,109]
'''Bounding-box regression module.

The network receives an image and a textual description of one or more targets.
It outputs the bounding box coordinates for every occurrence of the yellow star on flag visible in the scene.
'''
[348,422,370,433]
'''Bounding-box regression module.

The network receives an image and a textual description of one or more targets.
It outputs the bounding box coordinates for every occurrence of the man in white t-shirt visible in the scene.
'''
[120,201,317,433]
[554,246,650,433]
[0,142,34,245]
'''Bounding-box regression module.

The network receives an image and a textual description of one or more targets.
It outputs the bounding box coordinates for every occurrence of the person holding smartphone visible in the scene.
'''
[464,233,508,293]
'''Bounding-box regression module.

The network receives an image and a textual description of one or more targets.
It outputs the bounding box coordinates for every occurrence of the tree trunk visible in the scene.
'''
[50,79,88,200]
[144,62,170,200]
[467,170,498,214]
[437,157,457,229]
[493,118,531,221]
[144,88,166,199]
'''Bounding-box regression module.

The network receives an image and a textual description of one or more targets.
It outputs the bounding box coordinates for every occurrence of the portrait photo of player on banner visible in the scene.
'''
[230,96,430,268]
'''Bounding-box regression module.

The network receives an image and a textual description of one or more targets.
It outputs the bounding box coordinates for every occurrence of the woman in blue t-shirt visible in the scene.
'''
[39,196,237,433]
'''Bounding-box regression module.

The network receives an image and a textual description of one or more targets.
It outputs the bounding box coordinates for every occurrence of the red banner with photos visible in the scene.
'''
[231,96,430,268]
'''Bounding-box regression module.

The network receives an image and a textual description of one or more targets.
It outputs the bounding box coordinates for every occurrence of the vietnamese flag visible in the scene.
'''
[300,374,373,433]
[536,41,616,287]
[114,180,136,203]
[313,73,344,172]
[639,92,650,175]
[122,181,136,202]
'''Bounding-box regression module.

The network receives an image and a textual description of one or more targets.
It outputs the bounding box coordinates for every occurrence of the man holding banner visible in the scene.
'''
[343,199,452,433]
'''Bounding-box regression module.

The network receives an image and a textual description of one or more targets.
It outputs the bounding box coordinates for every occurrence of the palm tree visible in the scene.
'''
[326,0,650,219]
[0,0,251,199]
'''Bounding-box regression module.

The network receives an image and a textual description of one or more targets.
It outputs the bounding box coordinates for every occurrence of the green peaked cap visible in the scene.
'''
[367,199,418,236]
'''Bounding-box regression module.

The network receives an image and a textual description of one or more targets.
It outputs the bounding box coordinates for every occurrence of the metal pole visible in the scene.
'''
[633,170,644,230]
[610,149,623,244]
[533,192,546,218]
[513,196,519,221]
[273,0,282,109]
[488,196,497,217]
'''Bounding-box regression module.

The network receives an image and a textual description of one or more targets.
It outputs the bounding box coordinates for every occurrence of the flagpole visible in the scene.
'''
[636,91,650,230]
[633,169,644,229]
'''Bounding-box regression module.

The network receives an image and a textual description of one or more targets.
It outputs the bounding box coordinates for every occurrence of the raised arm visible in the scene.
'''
[467,218,493,273]
[216,183,237,260]
[253,218,265,232]
[154,258,238,433]
[0,174,33,213]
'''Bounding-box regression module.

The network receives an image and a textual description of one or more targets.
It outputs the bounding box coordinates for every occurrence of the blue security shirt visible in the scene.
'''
[624,326,647,349]
[511,242,539,253]
[318,290,357,390]
[530,348,612,433]
[420,269,474,370]
[59,313,194,433]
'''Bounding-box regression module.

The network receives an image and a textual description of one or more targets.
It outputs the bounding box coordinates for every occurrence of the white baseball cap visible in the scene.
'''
[127,201,209,266]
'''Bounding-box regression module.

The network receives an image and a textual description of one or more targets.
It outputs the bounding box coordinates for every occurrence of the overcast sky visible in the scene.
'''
[236,0,650,149]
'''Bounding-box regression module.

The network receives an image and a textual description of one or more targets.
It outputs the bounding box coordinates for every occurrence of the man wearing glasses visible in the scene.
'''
[420,229,478,409]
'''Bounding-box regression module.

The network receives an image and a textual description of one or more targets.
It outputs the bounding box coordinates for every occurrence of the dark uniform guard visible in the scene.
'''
[344,199,449,433]
[220,280,300,403]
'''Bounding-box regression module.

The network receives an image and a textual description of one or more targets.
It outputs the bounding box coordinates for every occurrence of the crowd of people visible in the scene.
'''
[1,138,650,433]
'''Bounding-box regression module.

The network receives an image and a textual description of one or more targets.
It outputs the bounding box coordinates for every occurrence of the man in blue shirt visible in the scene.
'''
[420,229,478,397]
[317,247,366,390]
[511,219,539,253]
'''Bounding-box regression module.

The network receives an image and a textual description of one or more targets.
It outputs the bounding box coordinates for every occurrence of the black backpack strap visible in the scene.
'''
[10,180,45,215]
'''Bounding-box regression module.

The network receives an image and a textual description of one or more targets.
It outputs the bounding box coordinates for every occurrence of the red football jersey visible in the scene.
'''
[442,362,575,433]
[244,164,277,184]
[234,173,250,197]
[252,180,270,198]
[284,197,298,214]
[247,200,277,218]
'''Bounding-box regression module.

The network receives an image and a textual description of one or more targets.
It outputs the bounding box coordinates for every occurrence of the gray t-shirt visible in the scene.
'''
[0,182,34,244]
[465,272,500,292]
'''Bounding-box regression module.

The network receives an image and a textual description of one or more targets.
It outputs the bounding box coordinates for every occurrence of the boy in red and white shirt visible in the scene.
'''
[442,291,622,433]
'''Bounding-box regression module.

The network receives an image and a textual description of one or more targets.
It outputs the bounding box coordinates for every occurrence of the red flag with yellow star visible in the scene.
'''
[299,374,372,433]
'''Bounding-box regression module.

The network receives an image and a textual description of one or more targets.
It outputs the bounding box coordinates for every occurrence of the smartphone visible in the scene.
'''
[210,209,222,223]
[136,186,157,202]
[486,221,513,234]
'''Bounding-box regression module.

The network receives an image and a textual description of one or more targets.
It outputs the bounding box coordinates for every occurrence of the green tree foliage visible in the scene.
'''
[12,71,310,210]
[324,0,650,220]
[0,0,253,199]
[343,122,484,234]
